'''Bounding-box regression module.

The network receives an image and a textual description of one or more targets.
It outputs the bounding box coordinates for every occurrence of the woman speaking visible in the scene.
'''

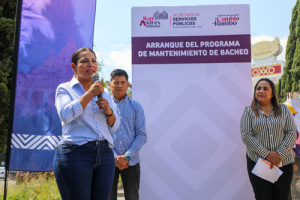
[240,78,297,200]
[53,47,120,200]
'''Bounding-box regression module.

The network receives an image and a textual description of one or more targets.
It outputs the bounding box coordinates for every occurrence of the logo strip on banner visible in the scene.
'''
[11,134,62,150]
[139,10,241,29]
[132,35,251,64]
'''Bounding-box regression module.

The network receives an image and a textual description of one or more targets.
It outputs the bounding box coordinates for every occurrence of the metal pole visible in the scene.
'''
[4,0,23,199]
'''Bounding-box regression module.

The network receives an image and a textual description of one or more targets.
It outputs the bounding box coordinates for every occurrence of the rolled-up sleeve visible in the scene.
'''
[240,107,270,159]
[276,106,297,160]
[55,86,83,123]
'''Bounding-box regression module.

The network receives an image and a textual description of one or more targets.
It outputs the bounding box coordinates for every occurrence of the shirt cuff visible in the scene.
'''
[276,146,290,160]
[256,146,270,159]
[108,113,120,132]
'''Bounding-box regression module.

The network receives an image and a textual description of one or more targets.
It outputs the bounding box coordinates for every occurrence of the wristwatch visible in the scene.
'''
[124,153,131,161]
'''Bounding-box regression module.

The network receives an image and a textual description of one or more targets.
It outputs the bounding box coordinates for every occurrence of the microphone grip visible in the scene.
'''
[93,79,103,99]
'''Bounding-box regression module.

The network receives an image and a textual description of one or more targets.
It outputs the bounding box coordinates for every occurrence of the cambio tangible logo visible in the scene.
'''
[140,10,168,28]
[213,14,240,26]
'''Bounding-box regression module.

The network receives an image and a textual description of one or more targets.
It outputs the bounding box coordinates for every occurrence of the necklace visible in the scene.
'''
[260,106,273,113]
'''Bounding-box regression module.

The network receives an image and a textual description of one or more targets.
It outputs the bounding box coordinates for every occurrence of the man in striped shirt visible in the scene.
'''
[109,69,147,200]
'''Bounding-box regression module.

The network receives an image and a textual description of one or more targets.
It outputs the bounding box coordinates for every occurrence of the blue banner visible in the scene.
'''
[9,0,96,171]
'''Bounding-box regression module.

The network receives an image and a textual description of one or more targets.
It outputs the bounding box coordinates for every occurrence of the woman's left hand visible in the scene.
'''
[266,151,282,169]
[270,162,281,169]
[95,98,113,115]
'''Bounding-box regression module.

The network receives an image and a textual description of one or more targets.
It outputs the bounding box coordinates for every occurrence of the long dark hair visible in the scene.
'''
[251,78,282,117]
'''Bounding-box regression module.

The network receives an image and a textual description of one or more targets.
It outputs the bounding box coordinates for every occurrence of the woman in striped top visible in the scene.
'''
[240,78,297,200]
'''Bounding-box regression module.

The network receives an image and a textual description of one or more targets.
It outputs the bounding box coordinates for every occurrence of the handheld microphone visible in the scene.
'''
[92,73,102,99]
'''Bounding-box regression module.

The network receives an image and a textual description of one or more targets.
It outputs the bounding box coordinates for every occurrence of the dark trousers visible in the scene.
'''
[109,163,140,200]
[53,141,115,200]
[247,156,294,200]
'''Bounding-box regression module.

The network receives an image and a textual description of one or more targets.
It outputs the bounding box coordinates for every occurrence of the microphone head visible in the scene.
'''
[92,73,100,83]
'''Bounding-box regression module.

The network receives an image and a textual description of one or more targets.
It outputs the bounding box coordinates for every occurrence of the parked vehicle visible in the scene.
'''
[0,167,5,179]
[9,171,16,179]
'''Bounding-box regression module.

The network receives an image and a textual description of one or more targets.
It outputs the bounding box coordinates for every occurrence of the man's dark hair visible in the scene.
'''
[110,69,128,81]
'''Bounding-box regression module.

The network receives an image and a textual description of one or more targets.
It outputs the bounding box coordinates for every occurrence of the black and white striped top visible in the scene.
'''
[240,104,297,166]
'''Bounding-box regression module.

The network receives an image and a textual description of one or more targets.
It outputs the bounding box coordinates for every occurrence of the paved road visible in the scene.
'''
[0,179,16,188]
[118,187,125,200]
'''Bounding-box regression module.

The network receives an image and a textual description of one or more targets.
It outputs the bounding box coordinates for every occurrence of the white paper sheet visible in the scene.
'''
[251,158,283,183]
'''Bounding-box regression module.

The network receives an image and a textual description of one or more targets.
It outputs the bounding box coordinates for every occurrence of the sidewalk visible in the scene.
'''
[117,187,125,200]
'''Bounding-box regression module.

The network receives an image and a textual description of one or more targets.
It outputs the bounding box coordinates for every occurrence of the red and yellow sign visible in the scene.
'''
[252,64,281,78]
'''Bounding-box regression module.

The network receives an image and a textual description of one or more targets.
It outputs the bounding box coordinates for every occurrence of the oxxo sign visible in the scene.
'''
[252,64,282,78]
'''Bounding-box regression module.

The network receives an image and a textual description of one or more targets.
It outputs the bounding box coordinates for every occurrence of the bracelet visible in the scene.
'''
[124,153,131,160]
[105,108,114,117]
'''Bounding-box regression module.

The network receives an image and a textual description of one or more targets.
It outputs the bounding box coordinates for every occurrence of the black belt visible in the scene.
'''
[81,140,108,146]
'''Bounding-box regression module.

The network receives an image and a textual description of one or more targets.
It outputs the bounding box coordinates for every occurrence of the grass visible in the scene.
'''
[0,172,122,199]
[0,172,61,200]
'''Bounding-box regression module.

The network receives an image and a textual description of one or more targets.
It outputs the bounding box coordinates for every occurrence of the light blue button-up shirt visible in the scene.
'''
[111,96,147,166]
[55,77,120,147]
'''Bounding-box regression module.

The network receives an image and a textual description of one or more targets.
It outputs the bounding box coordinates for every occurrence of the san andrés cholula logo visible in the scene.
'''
[213,14,239,26]
[140,10,168,28]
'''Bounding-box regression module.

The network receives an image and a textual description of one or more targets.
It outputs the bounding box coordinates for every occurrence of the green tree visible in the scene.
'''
[277,0,300,102]
[0,0,16,153]
[127,82,132,98]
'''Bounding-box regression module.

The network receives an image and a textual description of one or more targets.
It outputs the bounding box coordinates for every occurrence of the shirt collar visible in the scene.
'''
[113,95,128,104]
[70,77,83,88]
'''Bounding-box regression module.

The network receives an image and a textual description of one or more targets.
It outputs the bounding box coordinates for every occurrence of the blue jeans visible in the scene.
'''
[53,140,115,200]
[109,163,140,200]
[247,156,293,200]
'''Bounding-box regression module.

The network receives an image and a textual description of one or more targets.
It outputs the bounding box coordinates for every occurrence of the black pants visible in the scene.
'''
[109,163,140,200]
[247,156,293,200]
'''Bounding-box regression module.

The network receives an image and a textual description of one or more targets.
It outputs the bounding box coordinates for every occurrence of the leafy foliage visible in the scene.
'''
[277,0,300,102]
[0,0,16,153]
[0,172,61,199]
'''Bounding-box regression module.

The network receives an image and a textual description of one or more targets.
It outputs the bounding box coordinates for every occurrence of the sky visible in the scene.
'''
[93,0,297,82]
